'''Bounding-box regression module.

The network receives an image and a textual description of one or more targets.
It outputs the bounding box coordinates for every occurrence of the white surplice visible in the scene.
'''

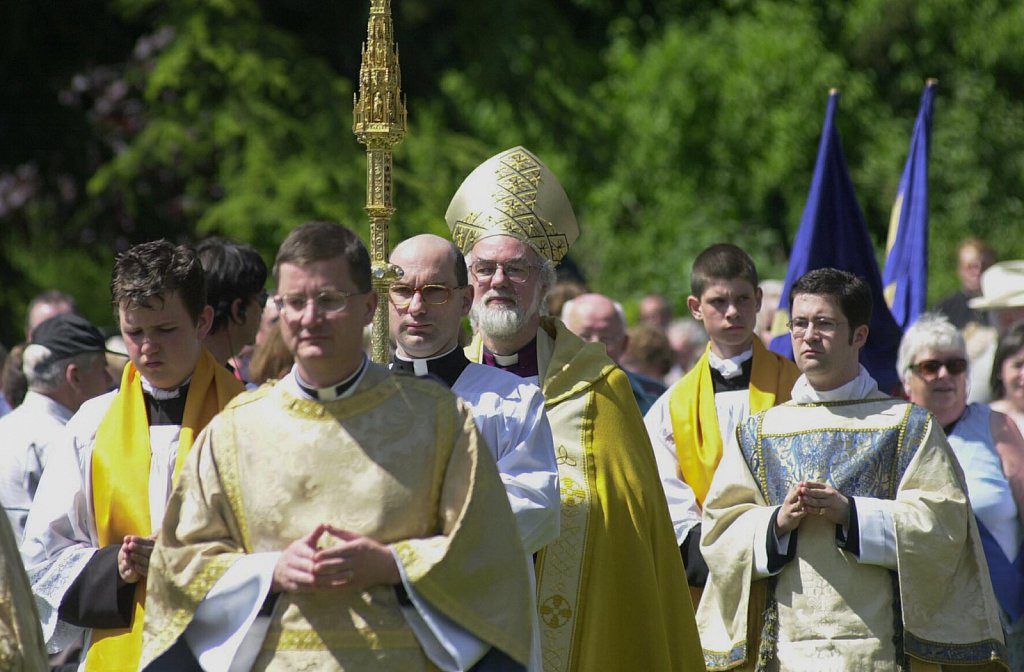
[451,362,559,555]
[19,388,182,656]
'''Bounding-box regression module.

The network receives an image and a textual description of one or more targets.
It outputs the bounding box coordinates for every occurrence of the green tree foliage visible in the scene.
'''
[2,0,1023,344]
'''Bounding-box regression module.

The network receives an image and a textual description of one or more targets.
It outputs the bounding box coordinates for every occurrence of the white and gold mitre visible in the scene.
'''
[445,146,579,263]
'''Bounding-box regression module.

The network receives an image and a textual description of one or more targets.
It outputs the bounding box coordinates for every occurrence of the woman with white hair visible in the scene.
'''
[899,312,1024,668]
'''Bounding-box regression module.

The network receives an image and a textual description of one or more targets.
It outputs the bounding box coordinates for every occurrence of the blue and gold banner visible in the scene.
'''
[769,90,903,393]
[883,80,937,330]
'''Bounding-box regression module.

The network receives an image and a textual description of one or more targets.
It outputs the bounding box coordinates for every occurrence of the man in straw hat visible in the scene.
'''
[962,260,1024,404]
[447,146,703,671]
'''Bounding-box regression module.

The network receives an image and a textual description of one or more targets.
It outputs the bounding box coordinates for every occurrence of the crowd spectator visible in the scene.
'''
[2,344,28,410]
[964,261,1024,404]
[935,238,995,329]
[990,320,1024,436]
[664,317,709,384]
[196,237,269,376]
[899,312,1024,667]
[25,290,77,340]
[621,323,675,382]
[562,292,666,413]
[544,279,587,318]
[0,314,112,541]
[638,293,672,331]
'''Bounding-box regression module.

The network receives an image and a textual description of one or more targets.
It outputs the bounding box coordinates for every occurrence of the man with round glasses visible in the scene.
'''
[447,146,703,671]
[140,222,532,670]
[697,268,1007,671]
[388,233,559,670]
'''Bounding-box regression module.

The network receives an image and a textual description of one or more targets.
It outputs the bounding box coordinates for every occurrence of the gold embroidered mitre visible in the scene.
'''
[445,146,579,263]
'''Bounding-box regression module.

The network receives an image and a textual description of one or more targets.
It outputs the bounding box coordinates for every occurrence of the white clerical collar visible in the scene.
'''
[292,356,368,402]
[493,352,519,366]
[141,375,192,400]
[708,348,753,380]
[790,365,879,403]
[394,345,460,377]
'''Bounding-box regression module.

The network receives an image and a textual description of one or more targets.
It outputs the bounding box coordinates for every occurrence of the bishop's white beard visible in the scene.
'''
[471,288,541,339]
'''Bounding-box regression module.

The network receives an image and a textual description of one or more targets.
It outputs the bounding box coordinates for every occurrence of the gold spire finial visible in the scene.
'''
[353,0,407,363]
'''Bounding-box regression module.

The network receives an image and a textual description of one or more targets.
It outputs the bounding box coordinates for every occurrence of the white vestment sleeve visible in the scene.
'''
[492,384,559,555]
[850,496,898,569]
[455,370,560,556]
[750,506,788,579]
[20,427,98,652]
[182,552,279,672]
[392,548,489,672]
[644,390,702,544]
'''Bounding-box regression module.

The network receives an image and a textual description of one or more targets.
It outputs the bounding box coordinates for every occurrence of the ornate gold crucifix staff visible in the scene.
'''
[353,0,407,364]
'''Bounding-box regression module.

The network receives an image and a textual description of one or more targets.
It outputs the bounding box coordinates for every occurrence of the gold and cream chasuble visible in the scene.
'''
[0,510,46,671]
[469,317,705,672]
[140,365,531,670]
[698,394,1008,672]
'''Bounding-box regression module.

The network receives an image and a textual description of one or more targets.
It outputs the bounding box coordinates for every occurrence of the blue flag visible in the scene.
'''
[770,90,903,393]
[883,80,936,330]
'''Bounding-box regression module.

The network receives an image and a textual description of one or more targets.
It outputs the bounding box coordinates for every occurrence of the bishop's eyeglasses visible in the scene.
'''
[469,259,538,284]
[388,284,463,308]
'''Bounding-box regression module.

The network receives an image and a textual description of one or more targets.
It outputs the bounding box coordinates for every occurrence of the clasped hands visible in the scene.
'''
[775,481,850,534]
[118,534,156,584]
[272,523,400,593]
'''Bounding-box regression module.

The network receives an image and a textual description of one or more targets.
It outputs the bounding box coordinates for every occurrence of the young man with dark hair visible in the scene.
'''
[196,237,269,370]
[697,267,1007,671]
[21,240,244,672]
[645,243,799,598]
[140,222,532,670]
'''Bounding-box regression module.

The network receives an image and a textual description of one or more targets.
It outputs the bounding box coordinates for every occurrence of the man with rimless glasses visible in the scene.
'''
[388,233,559,670]
[141,222,532,670]
[697,267,1007,671]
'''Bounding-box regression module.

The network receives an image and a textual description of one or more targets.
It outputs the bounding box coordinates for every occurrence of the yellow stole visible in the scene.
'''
[86,348,243,671]
[669,338,799,507]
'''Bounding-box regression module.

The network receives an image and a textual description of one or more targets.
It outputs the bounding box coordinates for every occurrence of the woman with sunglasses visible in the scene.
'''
[899,312,1024,669]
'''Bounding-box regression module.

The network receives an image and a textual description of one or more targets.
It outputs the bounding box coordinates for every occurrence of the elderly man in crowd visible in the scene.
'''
[0,314,112,542]
[561,292,666,413]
